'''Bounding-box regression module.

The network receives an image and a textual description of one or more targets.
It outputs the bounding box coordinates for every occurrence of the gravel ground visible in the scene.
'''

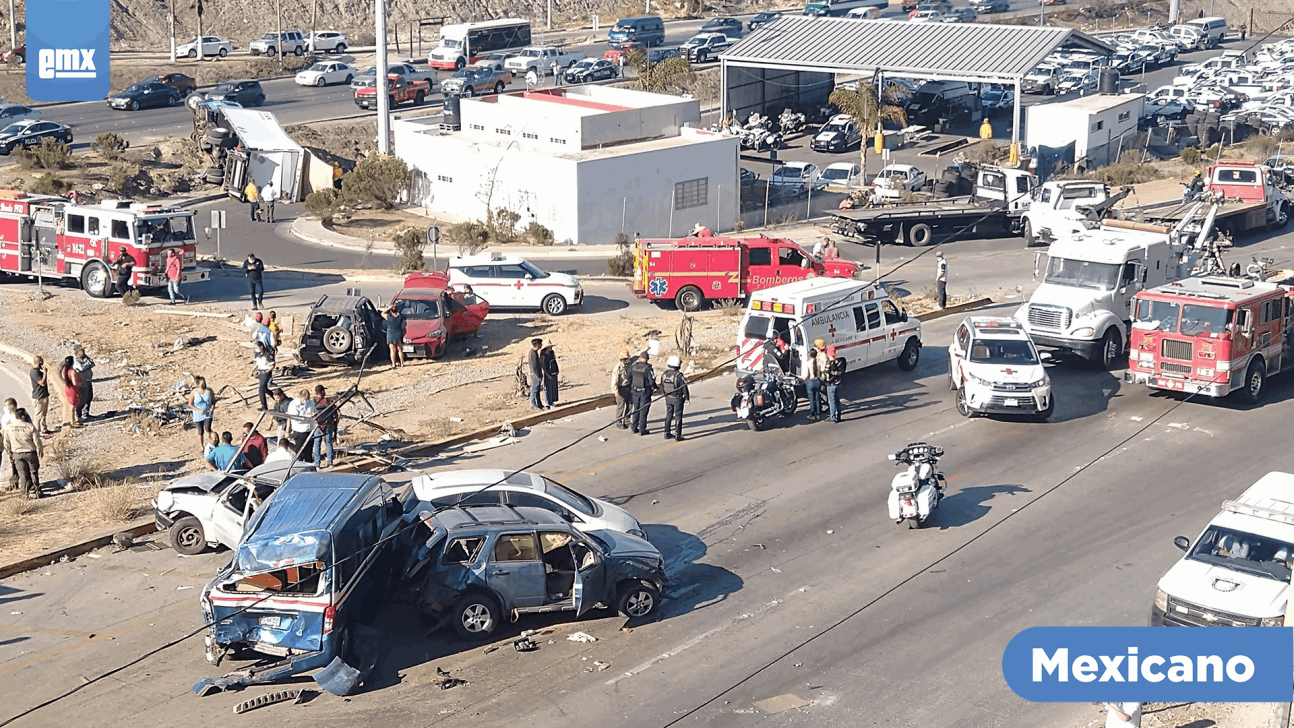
[1075,702,1281,727]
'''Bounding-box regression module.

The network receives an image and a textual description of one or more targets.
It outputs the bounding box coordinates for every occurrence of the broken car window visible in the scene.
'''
[444,536,485,564]
[227,562,325,594]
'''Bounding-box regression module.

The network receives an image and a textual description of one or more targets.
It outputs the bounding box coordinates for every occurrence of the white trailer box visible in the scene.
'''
[1026,92,1144,174]
[219,108,306,202]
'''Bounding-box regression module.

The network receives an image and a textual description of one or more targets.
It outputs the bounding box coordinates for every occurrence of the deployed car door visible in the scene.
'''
[209,481,251,546]
[446,291,488,336]
[488,532,546,608]
[572,536,606,617]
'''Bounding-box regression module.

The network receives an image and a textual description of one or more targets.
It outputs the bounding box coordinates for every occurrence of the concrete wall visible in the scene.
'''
[725,66,834,122]
[458,91,702,152]
[1026,94,1144,168]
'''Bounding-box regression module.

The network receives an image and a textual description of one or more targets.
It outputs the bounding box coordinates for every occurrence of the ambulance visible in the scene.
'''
[736,278,922,376]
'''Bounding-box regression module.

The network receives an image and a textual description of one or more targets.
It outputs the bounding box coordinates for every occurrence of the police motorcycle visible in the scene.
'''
[887,442,947,529]
[730,372,798,431]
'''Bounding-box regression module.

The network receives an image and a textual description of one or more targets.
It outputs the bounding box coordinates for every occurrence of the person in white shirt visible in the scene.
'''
[1,398,17,491]
[286,388,317,456]
[1094,702,1141,728]
[261,180,279,224]
[264,439,296,464]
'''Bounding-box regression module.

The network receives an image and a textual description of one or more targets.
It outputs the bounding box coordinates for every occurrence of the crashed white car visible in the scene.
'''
[949,316,1053,420]
[153,461,314,555]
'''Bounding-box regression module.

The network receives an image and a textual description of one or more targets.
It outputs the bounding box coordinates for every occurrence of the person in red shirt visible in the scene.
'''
[239,422,268,467]
[690,223,714,238]
[165,249,184,305]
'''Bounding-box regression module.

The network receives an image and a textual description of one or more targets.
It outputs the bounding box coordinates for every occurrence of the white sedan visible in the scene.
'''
[770,161,826,193]
[295,61,356,87]
[446,253,583,315]
[176,36,233,59]
[820,162,863,188]
[871,164,927,199]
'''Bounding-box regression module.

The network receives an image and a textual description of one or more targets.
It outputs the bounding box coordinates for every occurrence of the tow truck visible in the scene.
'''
[354,74,430,110]
[631,236,862,311]
[1114,161,1290,238]
[0,192,210,297]
[1125,273,1294,403]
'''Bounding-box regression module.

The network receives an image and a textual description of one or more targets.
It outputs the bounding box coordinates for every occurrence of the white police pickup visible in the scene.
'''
[948,316,1053,420]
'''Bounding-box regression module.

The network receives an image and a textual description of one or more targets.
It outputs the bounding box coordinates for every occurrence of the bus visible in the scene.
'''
[428,19,533,70]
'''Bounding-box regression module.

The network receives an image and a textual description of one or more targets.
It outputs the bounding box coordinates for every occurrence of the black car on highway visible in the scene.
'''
[748,11,783,30]
[208,80,266,107]
[700,17,743,37]
[563,59,618,84]
[970,0,1009,12]
[108,81,183,111]
[0,120,73,155]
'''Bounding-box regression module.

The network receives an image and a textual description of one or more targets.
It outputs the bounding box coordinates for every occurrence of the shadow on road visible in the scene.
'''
[934,483,1030,530]
[644,523,743,618]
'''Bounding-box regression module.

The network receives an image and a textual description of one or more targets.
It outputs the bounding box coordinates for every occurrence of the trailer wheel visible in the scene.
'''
[80,261,112,299]
[1240,359,1265,404]
[1022,219,1036,247]
[907,223,933,247]
[675,286,704,312]
[1273,201,1289,228]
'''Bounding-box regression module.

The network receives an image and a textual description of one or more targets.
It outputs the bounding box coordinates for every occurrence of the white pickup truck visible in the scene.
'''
[504,46,583,76]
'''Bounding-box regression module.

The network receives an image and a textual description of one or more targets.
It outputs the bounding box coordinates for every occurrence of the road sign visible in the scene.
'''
[210,210,227,229]
[427,225,441,270]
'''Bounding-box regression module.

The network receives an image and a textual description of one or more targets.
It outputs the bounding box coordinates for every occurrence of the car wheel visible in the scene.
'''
[169,517,208,555]
[166,95,177,107]
[907,222,933,246]
[316,76,326,87]
[128,99,139,111]
[323,326,354,354]
[455,57,466,70]
[1022,219,1036,247]
[955,386,974,417]
[493,82,504,94]
[948,358,958,390]
[267,46,277,57]
[414,91,425,105]
[80,260,111,298]
[674,286,703,312]
[541,293,568,316]
[463,87,475,98]
[188,49,197,58]
[218,47,229,58]
[344,74,352,84]
[294,46,304,56]
[616,581,660,619]
[1096,328,1122,370]
[897,339,920,371]
[452,594,499,640]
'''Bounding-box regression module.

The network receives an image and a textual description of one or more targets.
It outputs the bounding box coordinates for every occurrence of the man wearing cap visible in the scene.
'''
[611,350,632,429]
[690,222,713,238]
[658,355,690,441]
[935,251,948,309]
[540,341,560,409]
[628,352,656,436]
[527,339,545,409]
[825,345,846,423]
[804,339,828,421]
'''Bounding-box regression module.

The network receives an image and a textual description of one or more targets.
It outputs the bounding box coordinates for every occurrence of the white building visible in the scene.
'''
[393,86,740,244]
[1025,91,1145,174]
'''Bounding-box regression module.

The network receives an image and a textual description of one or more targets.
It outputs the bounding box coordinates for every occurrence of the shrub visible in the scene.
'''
[92,132,128,160]
[526,221,555,246]
[106,163,140,193]
[392,226,427,273]
[86,480,142,522]
[18,138,72,170]
[1091,161,1163,186]
[488,207,521,243]
[341,155,408,209]
[1181,146,1202,166]
[122,289,141,307]
[304,188,344,224]
[1245,135,1280,160]
[732,219,746,233]
[447,221,490,255]
[607,232,633,276]
[30,173,71,195]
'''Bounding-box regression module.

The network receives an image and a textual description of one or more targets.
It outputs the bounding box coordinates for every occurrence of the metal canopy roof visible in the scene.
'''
[719,16,1114,83]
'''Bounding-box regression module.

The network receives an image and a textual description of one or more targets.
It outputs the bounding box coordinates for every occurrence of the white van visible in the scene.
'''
[1186,16,1228,48]
[1169,24,1207,50]
[845,7,882,19]
[735,277,923,376]
[1152,472,1294,628]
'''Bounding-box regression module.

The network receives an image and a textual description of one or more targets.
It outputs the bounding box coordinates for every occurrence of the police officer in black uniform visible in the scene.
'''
[629,352,655,436]
[658,356,690,441]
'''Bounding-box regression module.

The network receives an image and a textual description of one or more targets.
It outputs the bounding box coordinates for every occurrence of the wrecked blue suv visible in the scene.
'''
[403,505,666,640]
[195,473,403,694]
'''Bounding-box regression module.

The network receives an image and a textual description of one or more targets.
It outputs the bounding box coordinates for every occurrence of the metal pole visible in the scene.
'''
[376,0,391,155]
[7,0,13,58]
[311,0,318,53]
[717,185,722,232]
[277,0,284,70]
[169,1,176,62]
[668,188,675,237]
[1012,79,1022,152]
[806,180,812,220]
[764,176,772,228]
[217,227,222,261]
[622,197,627,233]
[197,1,205,62]
[547,0,552,29]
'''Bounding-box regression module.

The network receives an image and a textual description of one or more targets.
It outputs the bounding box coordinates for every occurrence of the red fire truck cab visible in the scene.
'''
[631,236,862,312]
[1125,275,1294,403]
[0,193,209,297]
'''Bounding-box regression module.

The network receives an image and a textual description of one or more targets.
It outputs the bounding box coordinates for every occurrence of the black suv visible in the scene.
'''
[210,80,265,107]
[298,292,387,365]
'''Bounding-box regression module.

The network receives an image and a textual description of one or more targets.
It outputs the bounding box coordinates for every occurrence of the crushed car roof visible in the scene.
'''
[235,473,379,573]
[309,294,371,313]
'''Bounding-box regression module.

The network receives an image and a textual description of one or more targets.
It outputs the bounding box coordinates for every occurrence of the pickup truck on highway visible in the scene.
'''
[680,32,736,63]
[504,46,583,76]
[354,75,431,110]
[441,65,512,97]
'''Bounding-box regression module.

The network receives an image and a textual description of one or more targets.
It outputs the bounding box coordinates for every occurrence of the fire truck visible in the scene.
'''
[631,236,863,312]
[0,193,209,297]
[1125,275,1294,403]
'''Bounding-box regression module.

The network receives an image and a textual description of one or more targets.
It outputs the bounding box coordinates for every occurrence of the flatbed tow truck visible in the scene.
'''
[1112,161,1289,238]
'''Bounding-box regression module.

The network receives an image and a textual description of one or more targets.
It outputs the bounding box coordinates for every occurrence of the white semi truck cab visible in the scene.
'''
[1152,472,1294,628]
[1015,218,1200,368]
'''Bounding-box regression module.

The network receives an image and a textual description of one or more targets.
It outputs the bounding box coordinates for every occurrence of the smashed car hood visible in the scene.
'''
[164,471,229,494]
[236,528,331,574]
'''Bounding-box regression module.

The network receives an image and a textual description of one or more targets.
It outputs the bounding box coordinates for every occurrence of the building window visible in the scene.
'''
[1096,120,1105,130]
[522,132,538,140]
[438,175,453,183]
[674,178,708,210]
[550,137,566,145]
[469,123,485,131]
[1118,111,1130,122]
[496,128,511,135]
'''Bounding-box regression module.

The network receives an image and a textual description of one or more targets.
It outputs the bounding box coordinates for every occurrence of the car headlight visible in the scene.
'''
[1153,587,1168,611]
[1261,615,1286,627]
[965,371,993,387]
[1029,378,1048,389]
[155,490,173,513]
[1071,327,1095,338]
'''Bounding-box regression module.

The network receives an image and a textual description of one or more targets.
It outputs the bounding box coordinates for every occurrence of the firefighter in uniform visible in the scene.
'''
[611,350,632,429]
[658,356,690,441]
[628,352,656,436]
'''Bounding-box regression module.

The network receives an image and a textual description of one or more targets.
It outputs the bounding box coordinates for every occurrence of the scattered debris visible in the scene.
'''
[177,585,193,590]
[434,676,468,690]
[566,631,597,643]
[619,627,633,634]
[112,532,134,551]
[483,645,499,655]
[753,543,766,549]
[514,638,538,652]
[771,567,781,573]
[233,689,305,714]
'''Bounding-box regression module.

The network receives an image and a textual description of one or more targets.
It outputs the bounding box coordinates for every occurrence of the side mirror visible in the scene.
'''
[1039,351,1054,364]
[887,453,897,461]
[524,273,534,280]
[1173,535,1190,552]
[900,310,909,322]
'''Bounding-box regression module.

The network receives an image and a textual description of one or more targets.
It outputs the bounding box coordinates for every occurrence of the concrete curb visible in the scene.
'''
[914,296,995,322]
[0,341,36,366]
[0,521,157,581]
[289,216,622,260]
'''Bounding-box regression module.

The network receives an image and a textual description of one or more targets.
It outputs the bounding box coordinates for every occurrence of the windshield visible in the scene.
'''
[776,167,807,179]
[743,315,772,340]
[1135,299,1181,331]
[910,92,937,106]
[821,167,851,181]
[309,63,328,71]
[1187,525,1294,583]
[541,478,596,516]
[1180,304,1232,336]
[823,121,848,133]
[394,296,441,319]
[968,338,1038,365]
[124,84,144,93]
[442,38,463,49]
[137,216,195,243]
[1044,257,1120,291]
[520,260,549,278]
[215,83,235,93]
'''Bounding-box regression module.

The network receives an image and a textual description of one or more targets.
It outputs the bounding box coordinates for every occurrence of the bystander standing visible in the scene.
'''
[385,304,407,368]
[262,180,279,224]
[287,389,317,456]
[252,342,274,411]
[245,180,261,221]
[312,385,337,468]
[29,357,49,435]
[56,356,81,430]
[540,342,559,409]
[188,376,214,452]
[2,408,42,498]
[165,249,183,305]
[72,346,95,421]
[612,350,631,429]
[113,248,135,296]
[239,422,268,467]
[242,252,265,310]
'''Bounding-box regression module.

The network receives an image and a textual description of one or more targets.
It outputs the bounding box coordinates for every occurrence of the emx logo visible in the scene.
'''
[27,0,110,101]
[38,49,99,80]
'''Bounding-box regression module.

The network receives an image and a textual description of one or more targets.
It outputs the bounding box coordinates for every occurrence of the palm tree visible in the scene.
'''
[827,83,908,190]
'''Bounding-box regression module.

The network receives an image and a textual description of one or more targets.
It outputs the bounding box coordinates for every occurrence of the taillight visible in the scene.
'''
[323,605,335,634]
[756,394,765,406]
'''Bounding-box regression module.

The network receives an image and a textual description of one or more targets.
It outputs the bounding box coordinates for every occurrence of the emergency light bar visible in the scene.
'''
[751,301,795,314]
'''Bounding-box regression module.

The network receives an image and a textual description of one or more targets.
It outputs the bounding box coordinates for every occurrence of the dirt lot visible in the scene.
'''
[1077,701,1279,727]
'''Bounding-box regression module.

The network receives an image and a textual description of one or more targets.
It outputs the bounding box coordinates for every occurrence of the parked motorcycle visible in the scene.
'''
[730,372,798,431]
[886,442,947,529]
[778,108,807,135]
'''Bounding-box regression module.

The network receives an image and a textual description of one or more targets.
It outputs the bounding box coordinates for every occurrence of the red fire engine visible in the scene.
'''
[631,236,862,312]
[1125,275,1294,403]
[0,192,210,297]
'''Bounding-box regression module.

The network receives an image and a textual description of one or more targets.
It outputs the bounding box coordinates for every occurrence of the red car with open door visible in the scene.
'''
[392,272,489,359]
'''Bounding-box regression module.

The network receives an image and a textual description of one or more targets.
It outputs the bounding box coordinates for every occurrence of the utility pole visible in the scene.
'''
[8,0,15,57]
[1168,0,1179,24]
[547,0,552,29]
[376,0,391,154]
[196,0,206,62]
[170,0,177,62]
[276,0,283,69]
[310,0,318,52]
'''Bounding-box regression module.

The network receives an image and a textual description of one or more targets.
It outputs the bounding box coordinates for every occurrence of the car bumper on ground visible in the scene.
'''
[1029,332,1102,360]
